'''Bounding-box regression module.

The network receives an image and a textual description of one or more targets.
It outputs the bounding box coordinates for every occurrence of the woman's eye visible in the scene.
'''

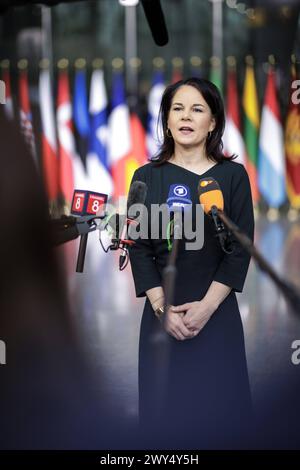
[194,108,202,112]
[173,107,182,111]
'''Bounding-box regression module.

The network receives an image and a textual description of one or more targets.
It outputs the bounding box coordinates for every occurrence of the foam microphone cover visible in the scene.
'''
[140,0,169,46]
[127,180,148,210]
[197,177,224,214]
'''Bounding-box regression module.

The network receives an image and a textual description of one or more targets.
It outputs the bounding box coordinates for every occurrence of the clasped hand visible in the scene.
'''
[163,300,215,341]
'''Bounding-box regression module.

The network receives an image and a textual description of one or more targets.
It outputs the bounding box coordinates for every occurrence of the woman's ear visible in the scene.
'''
[209,116,216,133]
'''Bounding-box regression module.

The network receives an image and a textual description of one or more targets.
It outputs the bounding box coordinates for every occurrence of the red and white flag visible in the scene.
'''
[18,65,37,161]
[39,66,59,202]
[223,66,246,165]
[1,62,14,119]
[56,66,87,206]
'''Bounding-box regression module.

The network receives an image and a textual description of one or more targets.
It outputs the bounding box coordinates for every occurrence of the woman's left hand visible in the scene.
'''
[170,300,216,336]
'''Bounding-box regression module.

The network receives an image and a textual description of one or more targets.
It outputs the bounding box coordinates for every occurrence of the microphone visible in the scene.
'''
[50,215,80,246]
[162,184,192,309]
[197,177,233,254]
[140,0,169,46]
[119,180,148,270]
[70,189,108,272]
[50,214,99,246]
[166,183,192,248]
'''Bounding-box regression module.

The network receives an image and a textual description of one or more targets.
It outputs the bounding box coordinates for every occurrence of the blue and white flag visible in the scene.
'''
[146,70,165,158]
[73,68,90,170]
[258,68,286,208]
[87,68,113,197]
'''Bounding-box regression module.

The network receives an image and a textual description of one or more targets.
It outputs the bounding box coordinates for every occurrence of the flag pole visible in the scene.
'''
[41,6,53,76]
[210,0,224,85]
[124,4,138,108]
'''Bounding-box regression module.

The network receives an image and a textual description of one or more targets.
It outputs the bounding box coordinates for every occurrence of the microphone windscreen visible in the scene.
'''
[197,177,224,214]
[140,0,169,46]
[127,181,148,210]
[166,183,192,212]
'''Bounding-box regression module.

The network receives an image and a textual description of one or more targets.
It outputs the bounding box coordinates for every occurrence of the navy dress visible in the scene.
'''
[128,159,254,449]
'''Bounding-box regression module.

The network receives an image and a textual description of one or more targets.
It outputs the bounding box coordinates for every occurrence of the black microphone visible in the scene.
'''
[50,214,99,246]
[197,177,233,254]
[140,0,169,46]
[119,180,148,270]
[50,215,79,246]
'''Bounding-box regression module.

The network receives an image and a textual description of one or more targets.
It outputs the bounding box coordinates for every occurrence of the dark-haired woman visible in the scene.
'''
[129,78,254,449]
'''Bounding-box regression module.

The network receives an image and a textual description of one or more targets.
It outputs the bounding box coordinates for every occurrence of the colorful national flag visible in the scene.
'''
[73,61,90,169]
[124,112,147,195]
[190,56,202,78]
[39,63,59,202]
[1,60,14,119]
[223,60,246,165]
[146,69,165,158]
[285,62,300,209]
[242,58,260,204]
[18,60,37,162]
[108,68,131,200]
[258,65,286,209]
[56,61,87,206]
[209,56,222,95]
[87,67,113,196]
[171,58,183,84]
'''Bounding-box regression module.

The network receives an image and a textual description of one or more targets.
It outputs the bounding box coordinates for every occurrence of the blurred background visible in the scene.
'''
[0,0,300,450]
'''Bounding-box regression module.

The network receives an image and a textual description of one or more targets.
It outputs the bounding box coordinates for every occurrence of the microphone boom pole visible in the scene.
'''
[217,208,300,315]
[163,212,182,310]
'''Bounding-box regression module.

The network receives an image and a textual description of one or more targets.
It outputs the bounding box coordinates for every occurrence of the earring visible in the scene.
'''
[207,131,212,139]
[166,128,172,138]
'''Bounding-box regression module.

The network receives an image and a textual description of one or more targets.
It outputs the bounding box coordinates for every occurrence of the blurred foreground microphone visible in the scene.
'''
[197,177,233,254]
[140,0,169,46]
[119,180,148,270]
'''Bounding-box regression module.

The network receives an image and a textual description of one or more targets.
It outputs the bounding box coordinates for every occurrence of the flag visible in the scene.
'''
[243,60,260,204]
[73,65,90,169]
[171,69,183,84]
[209,56,222,95]
[146,69,165,158]
[125,112,147,195]
[1,61,14,119]
[87,67,113,196]
[18,63,37,161]
[223,64,246,165]
[56,65,87,206]
[258,66,286,208]
[190,56,202,78]
[39,65,59,202]
[171,58,183,84]
[108,69,131,200]
[285,63,300,209]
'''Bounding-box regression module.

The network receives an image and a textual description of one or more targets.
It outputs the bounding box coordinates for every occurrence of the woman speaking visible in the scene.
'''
[128,77,254,448]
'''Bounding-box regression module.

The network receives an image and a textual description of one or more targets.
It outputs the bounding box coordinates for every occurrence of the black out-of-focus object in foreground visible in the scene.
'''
[49,214,99,247]
[140,0,169,46]
[0,0,169,47]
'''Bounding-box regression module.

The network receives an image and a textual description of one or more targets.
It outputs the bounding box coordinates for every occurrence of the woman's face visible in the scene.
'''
[167,85,216,150]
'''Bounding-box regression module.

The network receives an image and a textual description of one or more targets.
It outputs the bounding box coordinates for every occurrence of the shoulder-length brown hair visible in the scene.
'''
[151,77,235,165]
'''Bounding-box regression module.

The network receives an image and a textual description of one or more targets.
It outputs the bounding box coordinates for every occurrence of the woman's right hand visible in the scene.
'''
[163,306,195,341]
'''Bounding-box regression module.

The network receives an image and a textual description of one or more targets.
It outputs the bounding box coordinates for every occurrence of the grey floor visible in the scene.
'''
[64,217,300,446]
